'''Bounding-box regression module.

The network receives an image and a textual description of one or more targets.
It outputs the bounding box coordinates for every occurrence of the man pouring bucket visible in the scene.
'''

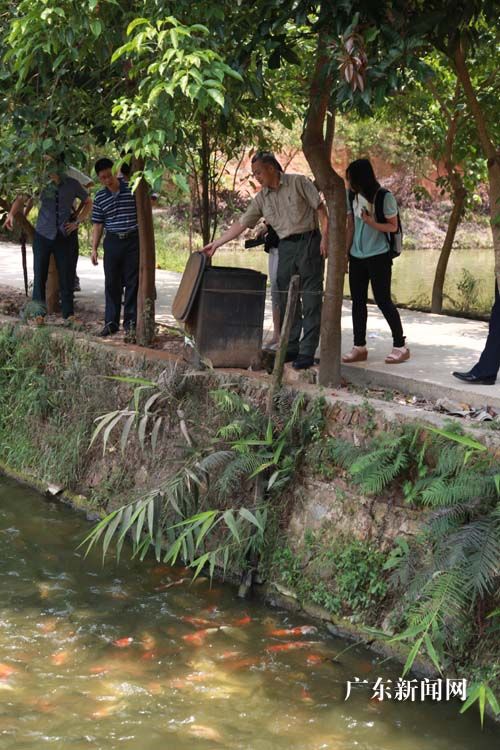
[202,151,328,370]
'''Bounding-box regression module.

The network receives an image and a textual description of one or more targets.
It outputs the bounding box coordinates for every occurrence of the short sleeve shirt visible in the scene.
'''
[92,178,137,233]
[346,188,397,258]
[240,173,323,239]
[35,177,88,240]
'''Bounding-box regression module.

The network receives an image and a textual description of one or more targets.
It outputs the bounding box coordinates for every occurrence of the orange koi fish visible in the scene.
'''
[0,663,16,680]
[266,641,317,654]
[112,637,133,648]
[218,651,241,661]
[306,654,324,665]
[233,615,252,626]
[154,578,188,591]
[50,651,70,666]
[269,625,317,637]
[224,657,261,671]
[300,687,314,703]
[182,626,220,647]
[181,616,213,628]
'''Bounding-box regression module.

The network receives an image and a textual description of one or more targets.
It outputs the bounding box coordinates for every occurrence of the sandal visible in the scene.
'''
[342,347,368,363]
[385,347,410,364]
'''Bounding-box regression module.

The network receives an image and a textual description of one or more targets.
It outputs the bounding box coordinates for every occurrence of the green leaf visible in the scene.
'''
[195,512,217,550]
[402,637,423,677]
[424,634,442,673]
[223,510,240,543]
[120,413,135,454]
[127,18,149,36]
[190,551,211,579]
[89,410,120,449]
[151,417,162,455]
[426,427,487,452]
[102,510,123,561]
[90,20,102,37]
[207,88,225,107]
[239,507,264,532]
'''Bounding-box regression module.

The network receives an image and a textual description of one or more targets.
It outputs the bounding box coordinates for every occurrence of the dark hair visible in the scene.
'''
[94,157,114,175]
[346,158,380,202]
[120,161,131,177]
[251,151,283,173]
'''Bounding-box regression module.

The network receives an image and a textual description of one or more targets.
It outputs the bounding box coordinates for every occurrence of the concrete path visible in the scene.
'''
[1,240,498,408]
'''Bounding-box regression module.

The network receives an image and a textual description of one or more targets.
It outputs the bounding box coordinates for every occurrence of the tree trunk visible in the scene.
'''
[430,97,466,314]
[133,158,156,345]
[302,32,346,387]
[200,118,211,246]
[431,187,466,313]
[453,42,500,289]
[46,256,60,313]
[1,197,60,312]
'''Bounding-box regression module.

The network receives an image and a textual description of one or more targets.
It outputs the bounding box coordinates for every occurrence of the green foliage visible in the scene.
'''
[84,379,325,579]
[0,325,111,487]
[311,420,499,721]
[455,267,480,311]
[272,537,389,619]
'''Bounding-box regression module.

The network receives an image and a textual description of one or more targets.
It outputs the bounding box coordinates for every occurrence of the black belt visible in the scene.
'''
[282,229,318,242]
[107,228,138,240]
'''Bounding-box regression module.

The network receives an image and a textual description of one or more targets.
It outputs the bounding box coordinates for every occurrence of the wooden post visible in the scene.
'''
[46,256,60,313]
[133,158,156,345]
[266,274,300,415]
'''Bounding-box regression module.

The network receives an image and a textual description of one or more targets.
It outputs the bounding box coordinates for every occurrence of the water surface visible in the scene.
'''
[0,478,498,749]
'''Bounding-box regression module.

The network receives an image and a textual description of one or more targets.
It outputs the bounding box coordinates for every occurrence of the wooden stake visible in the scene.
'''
[133,158,156,345]
[266,274,300,415]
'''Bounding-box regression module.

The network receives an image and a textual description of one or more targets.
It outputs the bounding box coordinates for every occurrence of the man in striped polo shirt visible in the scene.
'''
[91,158,139,338]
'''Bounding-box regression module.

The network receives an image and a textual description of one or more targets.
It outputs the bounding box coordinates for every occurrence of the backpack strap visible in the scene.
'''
[373,188,389,224]
[348,189,356,215]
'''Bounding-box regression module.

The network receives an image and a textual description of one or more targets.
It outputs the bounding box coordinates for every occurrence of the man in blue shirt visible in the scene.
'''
[91,158,139,338]
[4,155,92,322]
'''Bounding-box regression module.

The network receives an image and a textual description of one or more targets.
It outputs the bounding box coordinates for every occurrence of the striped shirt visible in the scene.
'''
[92,178,137,233]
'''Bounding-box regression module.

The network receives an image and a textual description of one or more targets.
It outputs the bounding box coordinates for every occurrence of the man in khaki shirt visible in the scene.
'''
[202,152,328,369]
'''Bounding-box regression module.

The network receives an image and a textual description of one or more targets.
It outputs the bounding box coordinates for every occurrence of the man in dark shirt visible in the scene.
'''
[4,156,92,322]
[91,157,139,338]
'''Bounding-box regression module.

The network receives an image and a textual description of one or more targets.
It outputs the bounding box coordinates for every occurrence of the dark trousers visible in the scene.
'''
[103,232,139,330]
[471,282,500,379]
[277,231,324,357]
[68,231,79,286]
[348,252,405,348]
[32,230,75,318]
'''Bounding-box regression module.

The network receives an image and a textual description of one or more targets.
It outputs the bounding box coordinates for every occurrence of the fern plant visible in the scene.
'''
[380,427,500,725]
[83,377,324,581]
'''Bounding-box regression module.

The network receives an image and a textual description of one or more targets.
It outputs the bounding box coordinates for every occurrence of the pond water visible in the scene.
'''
[212,247,495,314]
[0,477,498,750]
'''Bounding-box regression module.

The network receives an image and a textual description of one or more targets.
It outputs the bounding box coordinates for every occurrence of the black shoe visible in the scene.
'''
[452,370,496,385]
[292,354,315,370]
[98,323,118,337]
[73,276,81,292]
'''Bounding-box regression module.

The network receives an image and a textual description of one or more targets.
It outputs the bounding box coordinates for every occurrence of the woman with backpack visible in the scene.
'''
[343,158,410,365]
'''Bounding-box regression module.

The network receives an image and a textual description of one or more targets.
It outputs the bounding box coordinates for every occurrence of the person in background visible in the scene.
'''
[91,157,139,339]
[3,153,92,324]
[66,165,94,292]
[202,151,328,370]
[247,221,281,349]
[453,280,499,385]
[343,158,409,365]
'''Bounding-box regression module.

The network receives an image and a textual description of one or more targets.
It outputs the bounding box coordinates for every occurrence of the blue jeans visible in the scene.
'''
[32,231,75,318]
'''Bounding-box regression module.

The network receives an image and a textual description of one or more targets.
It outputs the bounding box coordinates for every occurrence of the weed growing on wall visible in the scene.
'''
[271,537,389,622]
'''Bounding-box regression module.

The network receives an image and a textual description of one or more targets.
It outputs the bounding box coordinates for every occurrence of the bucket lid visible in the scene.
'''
[171,251,207,321]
